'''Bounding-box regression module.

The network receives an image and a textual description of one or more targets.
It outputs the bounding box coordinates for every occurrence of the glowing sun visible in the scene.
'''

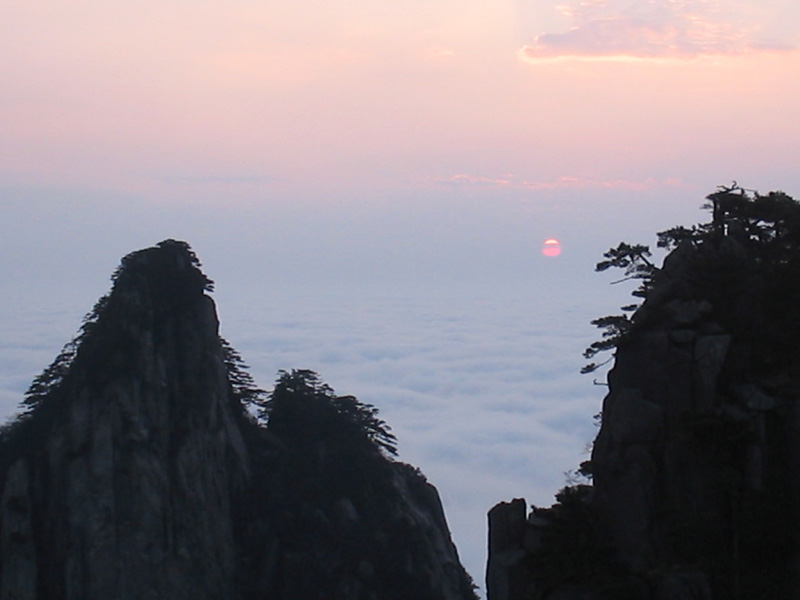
[542,238,562,257]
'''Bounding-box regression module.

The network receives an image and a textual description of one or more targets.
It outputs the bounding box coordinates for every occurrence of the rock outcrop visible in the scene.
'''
[487,190,800,600]
[0,240,477,600]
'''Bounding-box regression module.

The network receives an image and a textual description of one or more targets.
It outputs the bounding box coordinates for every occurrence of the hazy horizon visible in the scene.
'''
[0,214,718,593]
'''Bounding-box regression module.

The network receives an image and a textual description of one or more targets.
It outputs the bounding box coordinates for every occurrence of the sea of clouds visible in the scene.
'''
[0,185,697,597]
[216,279,618,593]
[0,270,626,598]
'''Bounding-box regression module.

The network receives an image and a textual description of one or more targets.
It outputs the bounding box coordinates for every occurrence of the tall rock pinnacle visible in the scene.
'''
[2,240,245,599]
[0,240,477,600]
[487,189,800,600]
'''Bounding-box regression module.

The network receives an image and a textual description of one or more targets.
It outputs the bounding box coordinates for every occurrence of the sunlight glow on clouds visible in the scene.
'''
[519,0,797,63]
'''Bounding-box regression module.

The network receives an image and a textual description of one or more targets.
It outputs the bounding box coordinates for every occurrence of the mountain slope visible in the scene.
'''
[487,188,800,600]
[0,240,476,600]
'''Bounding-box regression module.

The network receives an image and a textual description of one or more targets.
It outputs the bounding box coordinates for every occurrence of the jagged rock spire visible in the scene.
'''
[1,240,478,600]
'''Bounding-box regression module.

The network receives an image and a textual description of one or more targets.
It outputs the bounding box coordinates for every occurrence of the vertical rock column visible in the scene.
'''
[486,499,528,600]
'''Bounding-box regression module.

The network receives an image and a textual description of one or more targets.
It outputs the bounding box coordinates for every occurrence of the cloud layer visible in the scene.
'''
[520,0,795,62]
[207,280,615,596]
[0,272,621,598]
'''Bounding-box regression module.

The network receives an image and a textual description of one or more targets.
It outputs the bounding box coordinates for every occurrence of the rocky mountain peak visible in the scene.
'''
[110,239,214,303]
[0,240,477,600]
[487,188,800,600]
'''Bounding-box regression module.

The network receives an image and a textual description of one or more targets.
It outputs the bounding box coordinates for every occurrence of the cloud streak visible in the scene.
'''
[434,173,685,191]
[519,0,795,63]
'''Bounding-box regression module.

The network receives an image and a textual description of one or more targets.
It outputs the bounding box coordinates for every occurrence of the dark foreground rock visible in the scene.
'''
[0,240,477,600]
[488,189,800,600]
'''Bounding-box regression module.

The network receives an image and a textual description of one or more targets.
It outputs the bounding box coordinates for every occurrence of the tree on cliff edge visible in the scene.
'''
[507,185,800,600]
[583,184,800,374]
[265,369,398,459]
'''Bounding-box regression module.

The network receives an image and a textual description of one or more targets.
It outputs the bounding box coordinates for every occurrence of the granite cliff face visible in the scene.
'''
[487,189,800,600]
[0,240,477,600]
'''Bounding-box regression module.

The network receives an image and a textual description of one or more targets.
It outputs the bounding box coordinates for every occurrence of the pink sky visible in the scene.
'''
[3,0,800,205]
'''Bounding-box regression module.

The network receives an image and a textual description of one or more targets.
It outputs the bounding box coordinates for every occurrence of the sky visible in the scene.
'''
[2,0,800,595]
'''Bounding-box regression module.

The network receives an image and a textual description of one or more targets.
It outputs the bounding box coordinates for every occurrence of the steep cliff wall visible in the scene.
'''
[589,234,800,599]
[0,240,477,600]
[487,190,800,600]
